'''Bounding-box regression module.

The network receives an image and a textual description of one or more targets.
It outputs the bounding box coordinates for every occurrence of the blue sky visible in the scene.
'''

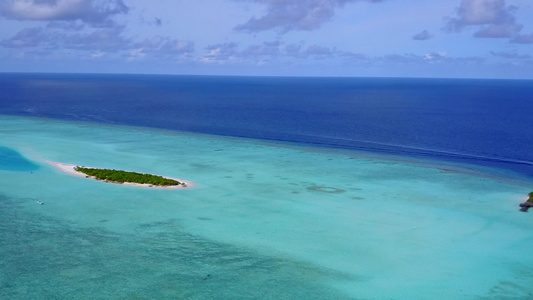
[0,0,532,78]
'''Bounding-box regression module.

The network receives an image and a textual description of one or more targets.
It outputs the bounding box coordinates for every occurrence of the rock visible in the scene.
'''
[519,201,533,212]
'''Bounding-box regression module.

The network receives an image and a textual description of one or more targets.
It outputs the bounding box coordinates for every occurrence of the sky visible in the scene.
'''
[0,0,532,78]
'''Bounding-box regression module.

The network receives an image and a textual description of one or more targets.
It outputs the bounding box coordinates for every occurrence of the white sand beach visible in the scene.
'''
[46,161,193,189]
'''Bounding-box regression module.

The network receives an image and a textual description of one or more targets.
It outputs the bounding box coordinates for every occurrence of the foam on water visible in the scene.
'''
[1,116,532,299]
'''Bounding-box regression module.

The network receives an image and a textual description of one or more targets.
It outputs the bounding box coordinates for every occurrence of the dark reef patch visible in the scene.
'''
[307,185,346,194]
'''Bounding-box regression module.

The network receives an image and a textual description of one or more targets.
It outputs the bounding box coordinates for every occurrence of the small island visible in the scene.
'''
[519,192,533,212]
[47,161,191,189]
[75,166,186,187]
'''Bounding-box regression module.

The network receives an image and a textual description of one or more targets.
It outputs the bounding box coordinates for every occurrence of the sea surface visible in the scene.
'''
[1,73,533,299]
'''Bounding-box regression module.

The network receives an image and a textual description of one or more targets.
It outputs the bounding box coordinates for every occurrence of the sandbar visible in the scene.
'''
[46,161,193,189]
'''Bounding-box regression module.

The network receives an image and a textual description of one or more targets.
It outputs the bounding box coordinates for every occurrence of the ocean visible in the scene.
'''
[2,73,533,178]
[1,73,533,299]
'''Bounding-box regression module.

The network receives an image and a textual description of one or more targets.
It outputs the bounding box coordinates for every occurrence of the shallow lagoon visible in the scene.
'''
[1,116,532,299]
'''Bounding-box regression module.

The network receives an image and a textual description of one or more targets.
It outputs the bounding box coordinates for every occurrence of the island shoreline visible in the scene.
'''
[46,161,194,189]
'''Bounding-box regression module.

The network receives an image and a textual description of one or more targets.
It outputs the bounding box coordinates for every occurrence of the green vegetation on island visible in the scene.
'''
[75,166,185,186]
[519,191,533,212]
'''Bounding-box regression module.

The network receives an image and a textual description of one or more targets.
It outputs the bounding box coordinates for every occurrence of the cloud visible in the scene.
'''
[159,40,194,54]
[305,44,334,58]
[380,52,484,67]
[0,27,51,48]
[235,0,383,33]
[1,25,131,51]
[201,40,339,64]
[128,37,194,60]
[242,41,336,59]
[0,0,129,26]
[473,22,522,38]
[90,50,104,58]
[510,33,533,44]
[412,30,433,41]
[490,50,531,59]
[65,26,130,50]
[46,20,85,30]
[240,41,303,58]
[138,15,163,27]
[1,25,195,61]
[203,42,239,62]
[424,52,449,61]
[135,35,165,49]
[444,0,522,38]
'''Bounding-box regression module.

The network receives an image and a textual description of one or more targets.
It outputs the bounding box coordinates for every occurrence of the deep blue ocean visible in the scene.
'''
[1,73,532,178]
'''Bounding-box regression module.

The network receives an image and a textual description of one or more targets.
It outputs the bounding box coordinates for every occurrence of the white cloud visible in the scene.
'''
[127,38,194,60]
[235,0,384,33]
[90,50,104,58]
[160,40,194,54]
[456,0,506,25]
[424,52,449,61]
[233,41,337,60]
[203,42,239,63]
[0,0,129,26]
[445,0,522,38]
[127,48,145,60]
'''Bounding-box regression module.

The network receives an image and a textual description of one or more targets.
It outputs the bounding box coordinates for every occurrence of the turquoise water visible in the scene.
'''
[1,116,532,299]
[0,146,39,171]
